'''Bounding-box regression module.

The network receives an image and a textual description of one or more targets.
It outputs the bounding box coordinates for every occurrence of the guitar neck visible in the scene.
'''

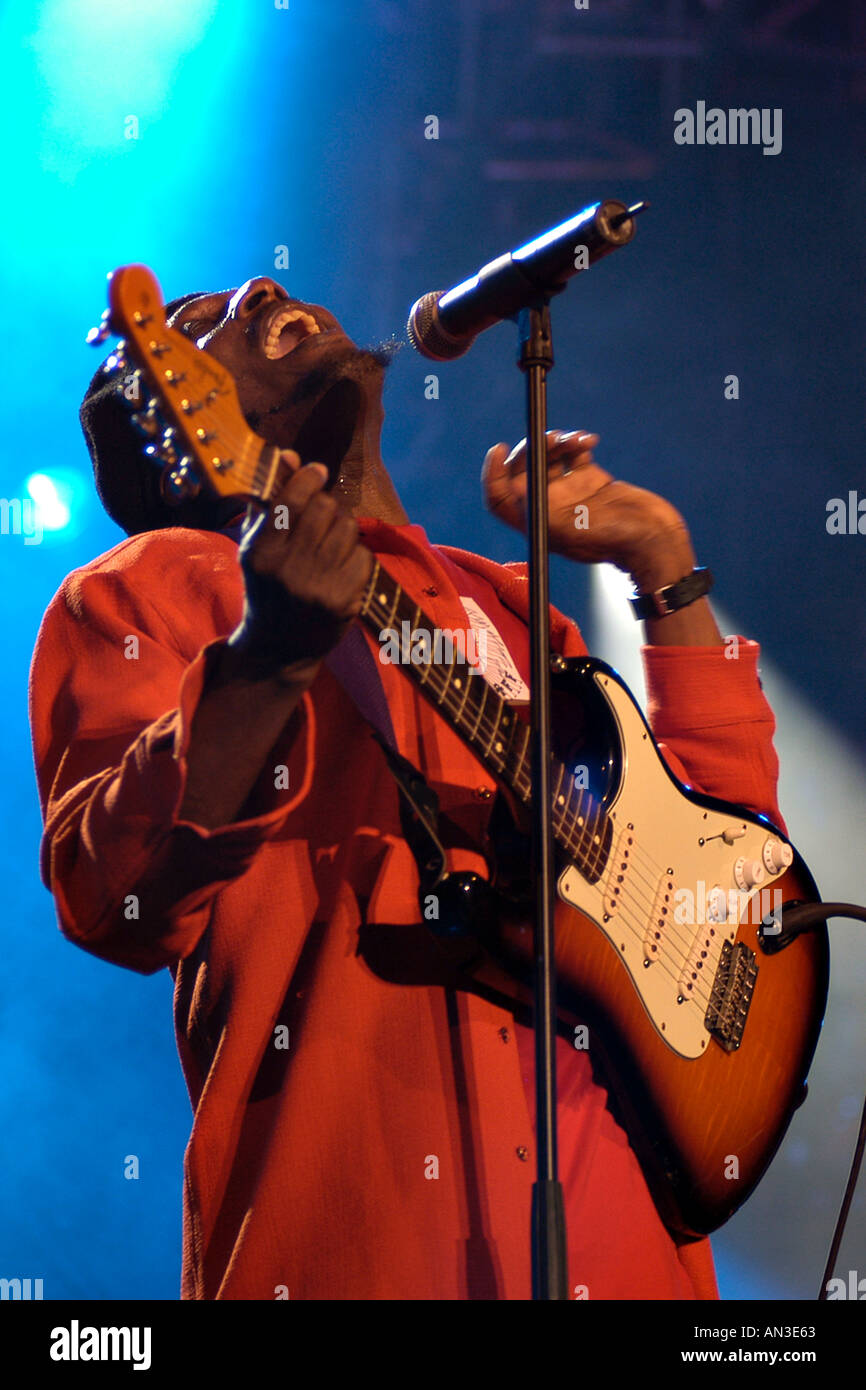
[358,558,612,884]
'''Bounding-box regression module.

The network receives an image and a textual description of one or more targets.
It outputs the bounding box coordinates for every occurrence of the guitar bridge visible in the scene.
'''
[705,939,758,1052]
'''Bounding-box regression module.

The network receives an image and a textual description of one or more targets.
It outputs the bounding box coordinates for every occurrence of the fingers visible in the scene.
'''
[316,509,361,569]
[246,461,330,558]
[485,431,598,480]
[482,430,601,527]
[243,456,370,599]
[550,430,599,468]
[512,430,599,469]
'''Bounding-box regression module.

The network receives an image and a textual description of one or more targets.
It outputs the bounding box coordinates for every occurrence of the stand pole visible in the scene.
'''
[518,302,569,1301]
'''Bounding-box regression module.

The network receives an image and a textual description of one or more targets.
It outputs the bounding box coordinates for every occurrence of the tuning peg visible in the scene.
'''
[130,407,160,440]
[105,350,127,375]
[157,425,179,464]
[160,459,201,504]
[144,437,178,468]
[86,310,113,346]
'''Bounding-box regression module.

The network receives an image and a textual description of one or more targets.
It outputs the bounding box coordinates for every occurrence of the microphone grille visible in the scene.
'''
[406,292,472,361]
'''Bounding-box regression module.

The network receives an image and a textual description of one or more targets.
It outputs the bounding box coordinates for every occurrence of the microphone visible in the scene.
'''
[407,199,648,361]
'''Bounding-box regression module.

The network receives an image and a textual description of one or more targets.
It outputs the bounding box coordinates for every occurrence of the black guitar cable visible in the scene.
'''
[759,901,866,1300]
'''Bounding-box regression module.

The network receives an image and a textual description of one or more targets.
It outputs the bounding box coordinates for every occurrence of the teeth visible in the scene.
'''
[263,307,321,359]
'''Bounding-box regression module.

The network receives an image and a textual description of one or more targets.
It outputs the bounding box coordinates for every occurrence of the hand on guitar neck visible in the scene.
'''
[178,449,374,830]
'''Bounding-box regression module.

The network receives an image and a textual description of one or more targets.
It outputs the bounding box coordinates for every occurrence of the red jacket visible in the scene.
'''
[29,520,784,1300]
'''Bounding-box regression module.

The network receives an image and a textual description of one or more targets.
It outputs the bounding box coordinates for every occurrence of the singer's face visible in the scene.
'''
[167,277,386,453]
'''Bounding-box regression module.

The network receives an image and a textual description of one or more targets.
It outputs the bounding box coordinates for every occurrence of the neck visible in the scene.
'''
[333,379,409,525]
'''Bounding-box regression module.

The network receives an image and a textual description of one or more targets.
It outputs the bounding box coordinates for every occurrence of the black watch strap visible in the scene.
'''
[630,566,714,621]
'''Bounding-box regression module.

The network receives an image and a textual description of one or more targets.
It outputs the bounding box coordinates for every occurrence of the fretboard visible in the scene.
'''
[359,559,612,884]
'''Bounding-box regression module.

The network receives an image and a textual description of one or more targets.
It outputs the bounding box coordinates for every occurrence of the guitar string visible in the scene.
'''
[560,808,727,1004]
[591,831,718,964]
[559,842,722,1007]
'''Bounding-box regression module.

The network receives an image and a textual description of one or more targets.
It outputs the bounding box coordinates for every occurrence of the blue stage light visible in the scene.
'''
[25,468,89,542]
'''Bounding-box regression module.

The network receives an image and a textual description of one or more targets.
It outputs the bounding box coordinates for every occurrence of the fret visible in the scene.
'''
[470,678,489,742]
[551,761,566,820]
[361,560,382,619]
[514,723,531,800]
[262,447,281,502]
[585,800,605,878]
[384,580,401,632]
[252,442,275,502]
[437,642,457,706]
[252,445,266,499]
[453,666,474,726]
[478,683,497,761]
[558,784,579,857]
[557,772,581,836]
[483,700,506,769]
[553,770,572,850]
[429,659,448,704]
[496,706,521,782]
[411,603,432,684]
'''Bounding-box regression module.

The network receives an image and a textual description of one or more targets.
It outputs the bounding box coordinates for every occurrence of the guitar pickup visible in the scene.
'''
[601,828,637,920]
[642,872,676,961]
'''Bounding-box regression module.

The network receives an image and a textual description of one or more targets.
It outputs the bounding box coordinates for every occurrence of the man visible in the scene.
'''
[30,275,783,1299]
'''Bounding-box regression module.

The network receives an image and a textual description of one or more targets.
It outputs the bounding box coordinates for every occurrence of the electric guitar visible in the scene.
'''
[93,264,829,1239]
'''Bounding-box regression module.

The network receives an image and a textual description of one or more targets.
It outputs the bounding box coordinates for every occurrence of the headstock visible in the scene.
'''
[89,265,276,508]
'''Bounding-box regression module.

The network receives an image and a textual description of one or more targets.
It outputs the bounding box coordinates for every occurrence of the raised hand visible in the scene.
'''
[482,429,693,587]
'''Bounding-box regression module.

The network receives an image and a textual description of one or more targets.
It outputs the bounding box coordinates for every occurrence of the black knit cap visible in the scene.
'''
[80,291,220,536]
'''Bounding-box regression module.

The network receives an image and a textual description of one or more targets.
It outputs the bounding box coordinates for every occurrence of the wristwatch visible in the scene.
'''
[629,566,714,621]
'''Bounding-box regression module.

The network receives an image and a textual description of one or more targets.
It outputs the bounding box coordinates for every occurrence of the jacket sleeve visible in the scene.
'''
[641,638,787,835]
[29,549,316,976]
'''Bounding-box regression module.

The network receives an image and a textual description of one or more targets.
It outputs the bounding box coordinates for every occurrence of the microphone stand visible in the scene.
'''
[406,196,646,1299]
[514,204,645,1301]
[518,299,569,1300]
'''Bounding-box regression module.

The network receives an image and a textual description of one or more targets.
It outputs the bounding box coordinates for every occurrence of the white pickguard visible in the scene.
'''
[557,669,790,1059]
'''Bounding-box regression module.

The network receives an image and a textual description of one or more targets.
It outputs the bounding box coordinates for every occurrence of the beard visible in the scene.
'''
[245,338,402,483]
[284,337,402,407]
[247,338,401,424]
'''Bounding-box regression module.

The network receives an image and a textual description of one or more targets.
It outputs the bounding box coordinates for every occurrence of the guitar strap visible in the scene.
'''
[326,625,498,980]
[324,625,450,897]
[324,623,399,752]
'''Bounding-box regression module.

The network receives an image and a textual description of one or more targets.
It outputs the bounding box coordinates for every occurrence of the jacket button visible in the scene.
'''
[516,1145,530,1162]
[499,1027,510,1043]
[475,786,493,800]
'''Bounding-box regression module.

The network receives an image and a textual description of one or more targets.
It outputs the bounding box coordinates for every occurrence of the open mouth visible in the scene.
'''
[260,303,322,360]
